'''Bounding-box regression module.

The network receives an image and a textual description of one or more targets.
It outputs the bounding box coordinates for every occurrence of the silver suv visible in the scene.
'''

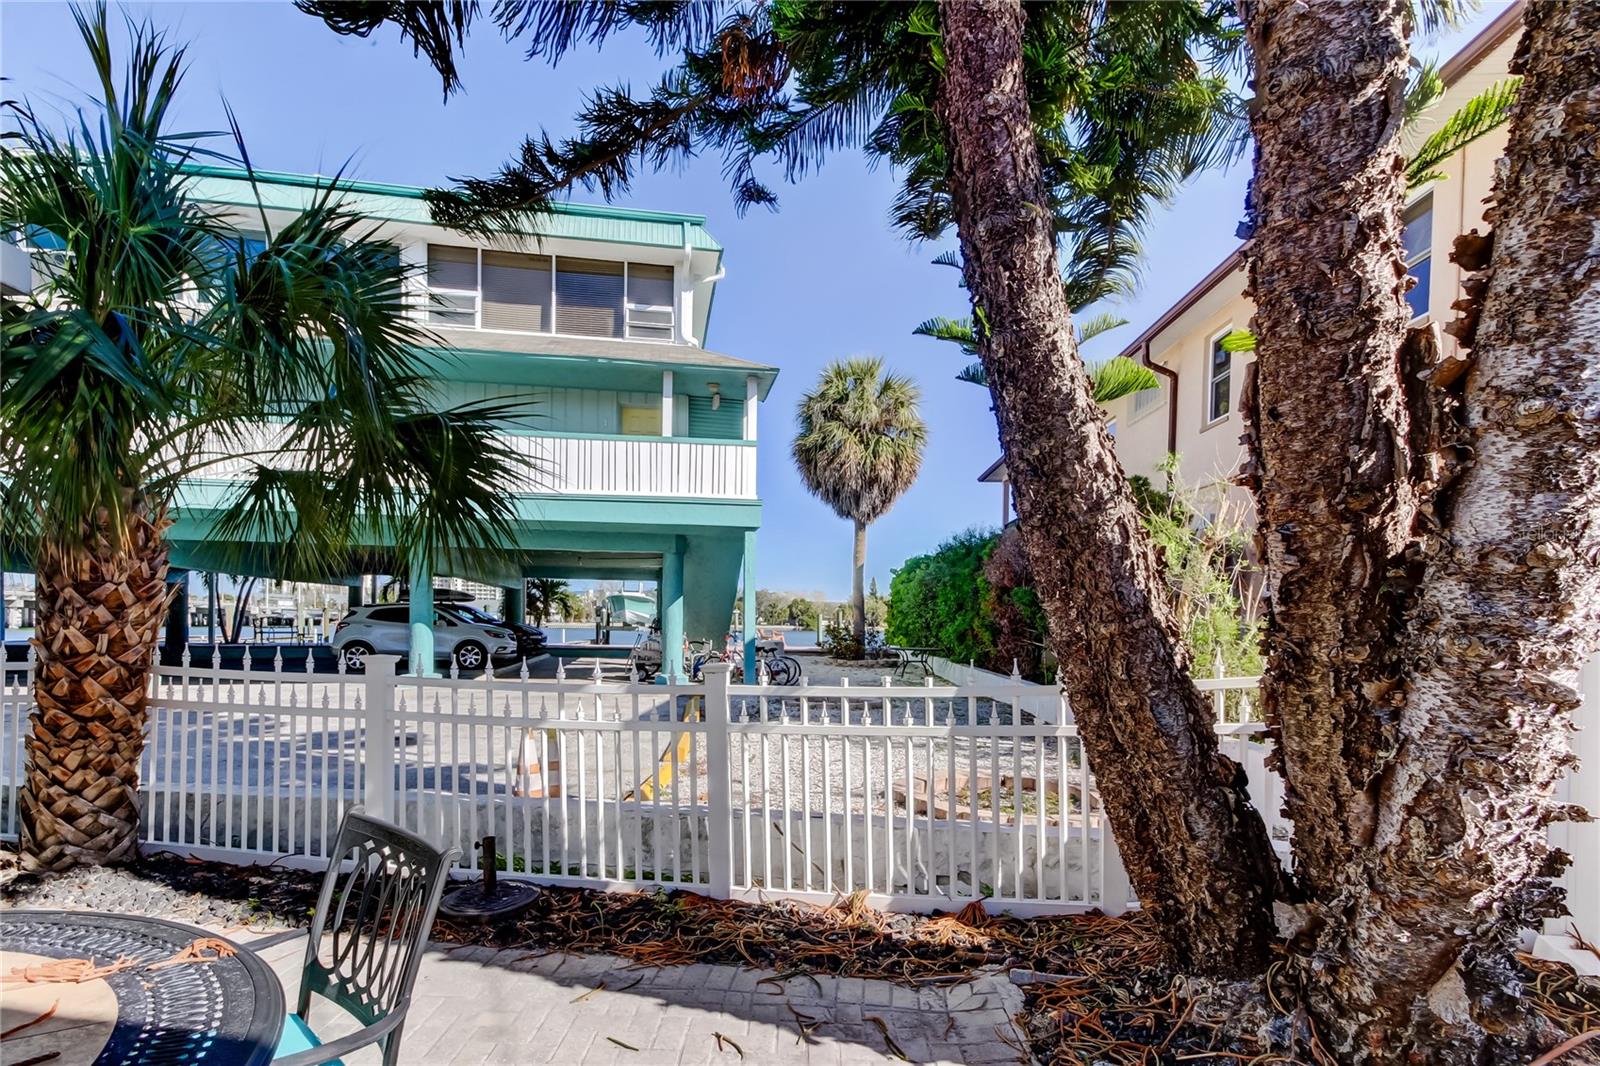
[331,604,517,672]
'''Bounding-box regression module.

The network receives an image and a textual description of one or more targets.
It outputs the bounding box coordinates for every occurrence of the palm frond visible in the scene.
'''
[1077,312,1129,345]
[1404,59,1445,123]
[954,362,989,387]
[1219,328,1257,353]
[1405,77,1520,190]
[912,315,978,356]
[296,1,482,97]
[1087,357,1160,404]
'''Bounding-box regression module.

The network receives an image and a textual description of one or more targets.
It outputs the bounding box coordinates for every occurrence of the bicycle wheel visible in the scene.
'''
[768,655,799,686]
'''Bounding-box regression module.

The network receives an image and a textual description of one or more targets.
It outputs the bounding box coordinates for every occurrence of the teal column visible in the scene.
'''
[660,546,685,684]
[741,531,757,682]
[501,584,526,625]
[408,553,434,676]
[347,581,363,609]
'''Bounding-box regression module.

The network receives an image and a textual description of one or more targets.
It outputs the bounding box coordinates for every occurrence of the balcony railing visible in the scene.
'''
[186,425,756,501]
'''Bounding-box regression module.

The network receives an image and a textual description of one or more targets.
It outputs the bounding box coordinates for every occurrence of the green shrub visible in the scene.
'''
[885,456,1263,691]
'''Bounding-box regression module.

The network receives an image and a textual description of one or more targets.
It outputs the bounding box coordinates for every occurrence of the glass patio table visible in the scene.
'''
[1,909,285,1066]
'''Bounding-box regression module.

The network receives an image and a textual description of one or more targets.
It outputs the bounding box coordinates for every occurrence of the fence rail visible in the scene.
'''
[1,651,1281,915]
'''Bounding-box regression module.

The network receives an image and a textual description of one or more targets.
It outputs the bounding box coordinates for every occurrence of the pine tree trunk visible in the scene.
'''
[1242,1,1600,1056]
[935,0,1279,974]
[852,519,868,652]
[20,505,171,870]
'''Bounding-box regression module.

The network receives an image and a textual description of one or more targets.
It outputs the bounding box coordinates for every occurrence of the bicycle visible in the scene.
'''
[757,646,802,686]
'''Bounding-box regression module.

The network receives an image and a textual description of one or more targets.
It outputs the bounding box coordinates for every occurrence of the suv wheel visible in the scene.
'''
[341,640,374,672]
[453,641,487,673]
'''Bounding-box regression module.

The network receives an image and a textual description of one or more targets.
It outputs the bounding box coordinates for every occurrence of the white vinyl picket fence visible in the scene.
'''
[0,650,1279,916]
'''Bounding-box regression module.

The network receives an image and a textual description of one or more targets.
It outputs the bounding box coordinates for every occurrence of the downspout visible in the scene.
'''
[678,224,727,347]
[1142,339,1180,455]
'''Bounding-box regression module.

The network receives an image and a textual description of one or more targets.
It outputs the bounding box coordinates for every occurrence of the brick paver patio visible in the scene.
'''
[239,929,1032,1065]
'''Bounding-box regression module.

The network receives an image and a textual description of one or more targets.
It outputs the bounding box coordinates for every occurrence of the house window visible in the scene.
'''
[556,258,625,337]
[1131,381,1164,417]
[626,263,675,341]
[481,250,552,332]
[424,246,676,341]
[1207,331,1232,423]
[619,404,659,436]
[426,244,479,326]
[1402,195,1433,320]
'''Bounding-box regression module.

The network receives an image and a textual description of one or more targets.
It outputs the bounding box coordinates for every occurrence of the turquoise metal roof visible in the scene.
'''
[181,165,723,252]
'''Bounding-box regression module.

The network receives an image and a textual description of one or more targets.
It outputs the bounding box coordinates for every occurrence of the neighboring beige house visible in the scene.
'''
[982,3,1524,521]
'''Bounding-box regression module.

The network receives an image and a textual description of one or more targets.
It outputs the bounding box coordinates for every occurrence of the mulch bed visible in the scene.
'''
[6,846,1599,1064]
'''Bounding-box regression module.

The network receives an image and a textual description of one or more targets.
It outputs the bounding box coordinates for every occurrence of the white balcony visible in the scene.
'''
[501,434,755,500]
[186,425,756,502]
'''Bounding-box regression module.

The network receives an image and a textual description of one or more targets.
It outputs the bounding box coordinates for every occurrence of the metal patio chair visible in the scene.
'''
[257,809,460,1066]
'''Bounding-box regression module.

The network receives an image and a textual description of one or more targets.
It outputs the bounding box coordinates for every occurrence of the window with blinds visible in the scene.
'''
[626,263,675,341]
[427,244,478,326]
[482,251,552,332]
[556,258,625,337]
[424,246,678,342]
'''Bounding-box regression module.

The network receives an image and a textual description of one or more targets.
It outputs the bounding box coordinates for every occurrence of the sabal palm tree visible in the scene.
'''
[525,578,581,624]
[792,359,926,653]
[0,6,523,871]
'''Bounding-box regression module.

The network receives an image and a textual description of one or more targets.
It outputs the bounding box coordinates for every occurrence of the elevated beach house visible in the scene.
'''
[121,167,773,680]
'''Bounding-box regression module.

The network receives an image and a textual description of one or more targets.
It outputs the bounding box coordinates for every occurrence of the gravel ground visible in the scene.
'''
[1,845,320,929]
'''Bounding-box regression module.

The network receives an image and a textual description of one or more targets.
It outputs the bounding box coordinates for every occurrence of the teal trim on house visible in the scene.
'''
[180,165,723,251]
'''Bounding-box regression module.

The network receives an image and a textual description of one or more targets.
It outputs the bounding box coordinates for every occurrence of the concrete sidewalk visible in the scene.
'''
[242,931,1032,1065]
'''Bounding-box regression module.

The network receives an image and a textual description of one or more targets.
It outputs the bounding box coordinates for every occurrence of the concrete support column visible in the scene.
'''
[347,580,364,609]
[408,553,435,676]
[501,583,526,625]
[741,531,757,682]
[165,569,190,658]
[660,546,686,684]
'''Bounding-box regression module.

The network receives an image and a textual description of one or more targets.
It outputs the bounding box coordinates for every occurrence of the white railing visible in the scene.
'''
[0,652,1284,915]
[499,434,755,499]
[186,425,757,500]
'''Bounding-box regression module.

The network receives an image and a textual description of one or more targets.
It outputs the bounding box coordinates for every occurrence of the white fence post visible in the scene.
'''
[702,664,734,897]
[363,655,399,821]
[1100,830,1133,915]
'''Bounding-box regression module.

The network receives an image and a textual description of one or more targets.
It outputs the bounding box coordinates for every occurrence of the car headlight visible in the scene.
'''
[486,629,511,640]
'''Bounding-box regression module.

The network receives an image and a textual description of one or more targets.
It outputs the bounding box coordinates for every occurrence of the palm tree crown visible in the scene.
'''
[1,4,523,578]
[793,358,926,528]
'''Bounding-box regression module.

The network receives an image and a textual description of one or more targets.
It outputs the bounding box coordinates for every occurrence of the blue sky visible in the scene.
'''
[1,2,1510,601]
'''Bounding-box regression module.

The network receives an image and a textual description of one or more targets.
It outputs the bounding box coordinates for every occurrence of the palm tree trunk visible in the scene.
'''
[935,0,1279,974]
[20,505,171,871]
[1267,4,1595,1056]
[852,519,868,651]
[1236,0,1417,909]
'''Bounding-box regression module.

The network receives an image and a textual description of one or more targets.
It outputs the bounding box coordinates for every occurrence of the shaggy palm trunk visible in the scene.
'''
[1242,2,1600,1056]
[852,520,868,650]
[1237,0,1416,909]
[20,506,171,870]
[935,0,1278,974]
